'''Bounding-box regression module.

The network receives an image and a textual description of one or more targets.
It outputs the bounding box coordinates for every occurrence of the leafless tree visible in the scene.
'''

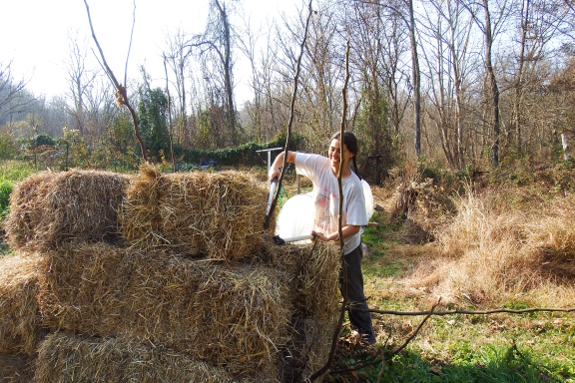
[420,0,477,169]
[64,30,99,136]
[163,28,192,144]
[258,27,282,142]
[345,0,403,176]
[302,3,342,147]
[163,54,176,171]
[464,0,511,167]
[354,0,422,158]
[0,60,33,128]
[508,0,570,150]
[236,11,264,141]
[186,0,238,146]
[408,0,422,157]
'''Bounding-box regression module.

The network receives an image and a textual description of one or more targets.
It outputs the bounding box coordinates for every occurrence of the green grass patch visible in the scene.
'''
[0,161,37,257]
[329,337,574,382]
[0,161,37,183]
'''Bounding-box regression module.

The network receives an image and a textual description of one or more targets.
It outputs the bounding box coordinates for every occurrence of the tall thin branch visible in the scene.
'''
[124,0,136,87]
[309,38,351,382]
[263,0,314,229]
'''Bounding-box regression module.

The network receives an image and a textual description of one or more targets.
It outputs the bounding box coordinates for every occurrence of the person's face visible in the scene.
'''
[328,138,354,173]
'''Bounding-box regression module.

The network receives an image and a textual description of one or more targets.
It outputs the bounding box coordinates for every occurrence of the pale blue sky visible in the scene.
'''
[2,0,301,104]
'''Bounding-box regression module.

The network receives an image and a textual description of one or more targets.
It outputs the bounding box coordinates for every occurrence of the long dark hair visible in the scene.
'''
[331,131,361,178]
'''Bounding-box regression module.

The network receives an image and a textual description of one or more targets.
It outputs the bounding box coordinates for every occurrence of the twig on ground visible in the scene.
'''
[377,350,386,383]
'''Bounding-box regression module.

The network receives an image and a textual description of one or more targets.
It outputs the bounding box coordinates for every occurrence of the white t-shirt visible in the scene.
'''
[295,152,368,254]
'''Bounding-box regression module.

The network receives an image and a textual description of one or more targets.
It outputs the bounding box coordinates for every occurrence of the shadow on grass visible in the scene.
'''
[327,343,572,383]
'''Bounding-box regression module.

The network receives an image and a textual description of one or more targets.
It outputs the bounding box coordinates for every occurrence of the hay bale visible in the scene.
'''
[0,253,45,355]
[0,353,36,383]
[33,333,249,383]
[5,170,130,251]
[120,163,274,261]
[262,242,340,381]
[264,242,340,321]
[277,316,338,382]
[36,241,291,377]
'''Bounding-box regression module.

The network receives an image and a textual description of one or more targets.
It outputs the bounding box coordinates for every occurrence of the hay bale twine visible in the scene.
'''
[0,253,45,355]
[120,163,274,261]
[5,170,130,251]
[36,240,291,377]
[33,333,246,383]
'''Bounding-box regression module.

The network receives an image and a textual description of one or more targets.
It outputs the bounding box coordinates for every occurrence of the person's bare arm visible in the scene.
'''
[268,151,296,181]
[312,225,361,242]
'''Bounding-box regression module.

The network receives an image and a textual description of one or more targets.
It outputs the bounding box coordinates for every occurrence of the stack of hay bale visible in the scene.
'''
[0,165,340,382]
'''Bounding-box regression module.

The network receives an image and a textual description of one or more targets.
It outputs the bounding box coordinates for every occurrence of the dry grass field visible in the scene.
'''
[323,161,575,382]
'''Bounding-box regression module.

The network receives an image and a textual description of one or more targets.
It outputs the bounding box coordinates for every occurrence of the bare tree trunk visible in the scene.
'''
[214,0,237,144]
[163,55,176,172]
[446,0,471,170]
[483,0,500,168]
[409,0,421,157]
[513,0,530,151]
[179,57,188,141]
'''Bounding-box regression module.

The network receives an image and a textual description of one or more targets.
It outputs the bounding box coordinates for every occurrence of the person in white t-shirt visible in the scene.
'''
[269,132,376,345]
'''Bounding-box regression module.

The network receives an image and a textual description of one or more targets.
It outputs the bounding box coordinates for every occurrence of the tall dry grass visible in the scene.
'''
[407,190,575,307]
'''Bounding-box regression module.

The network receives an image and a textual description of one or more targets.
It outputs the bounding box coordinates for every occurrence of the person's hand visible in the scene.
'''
[312,230,331,242]
[268,168,280,183]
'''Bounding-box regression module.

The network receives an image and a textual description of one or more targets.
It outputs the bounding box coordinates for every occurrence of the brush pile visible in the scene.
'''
[1,165,340,382]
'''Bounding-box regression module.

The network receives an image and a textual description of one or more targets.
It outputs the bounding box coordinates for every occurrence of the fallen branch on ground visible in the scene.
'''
[357,306,575,316]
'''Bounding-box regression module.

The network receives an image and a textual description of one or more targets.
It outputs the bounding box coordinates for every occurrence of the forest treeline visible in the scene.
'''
[1,0,575,181]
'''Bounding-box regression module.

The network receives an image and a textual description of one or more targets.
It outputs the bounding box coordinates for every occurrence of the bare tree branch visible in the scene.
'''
[358,306,575,316]
[0,60,33,121]
[263,0,314,229]
[124,0,136,87]
[82,0,148,162]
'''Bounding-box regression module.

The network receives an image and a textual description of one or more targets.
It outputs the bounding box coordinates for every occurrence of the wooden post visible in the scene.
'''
[561,133,570,160]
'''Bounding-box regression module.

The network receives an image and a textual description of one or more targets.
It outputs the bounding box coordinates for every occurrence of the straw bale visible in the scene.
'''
[33,333,247,383]
[120,163,274,261]
[263,242,341,321]
[5,169,130,251]
[262,242,341,381]
[0,253,46,355]
[279,316,338,381]
[36,240,291,377]
[0,353,36,383]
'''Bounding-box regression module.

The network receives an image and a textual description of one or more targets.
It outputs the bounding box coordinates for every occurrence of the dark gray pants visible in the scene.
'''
[340,244,376,344]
